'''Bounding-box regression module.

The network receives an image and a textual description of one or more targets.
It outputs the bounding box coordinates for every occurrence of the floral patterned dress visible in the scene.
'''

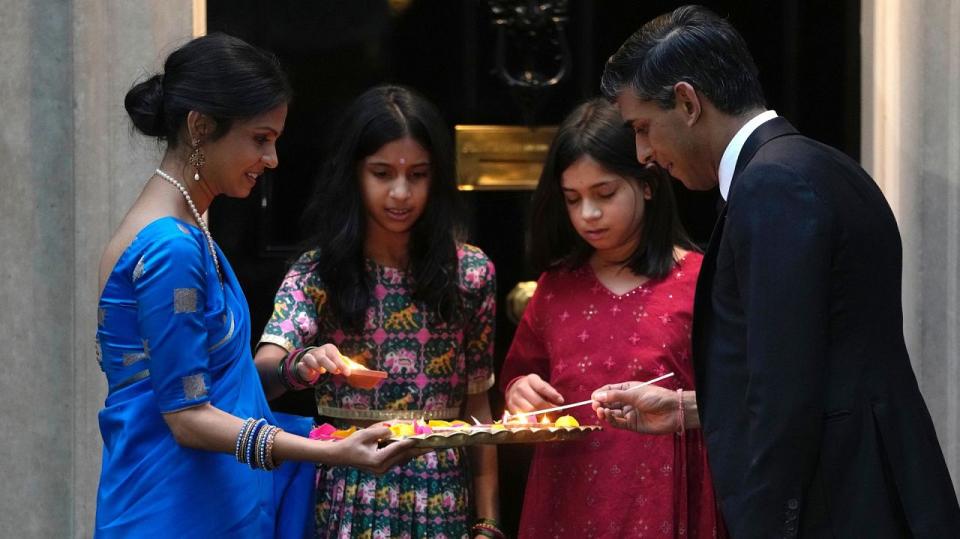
[260,245,496,539]
[500,252,727,539]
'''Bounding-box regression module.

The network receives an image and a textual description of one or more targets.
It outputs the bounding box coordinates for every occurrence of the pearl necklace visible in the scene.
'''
[154,168,223,284]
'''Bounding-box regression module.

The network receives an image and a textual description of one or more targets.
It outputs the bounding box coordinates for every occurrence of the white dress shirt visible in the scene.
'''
[717,109,779,200]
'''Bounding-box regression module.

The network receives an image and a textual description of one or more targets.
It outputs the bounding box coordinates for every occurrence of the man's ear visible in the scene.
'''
[186,110,216,143]
[673,82,702,126]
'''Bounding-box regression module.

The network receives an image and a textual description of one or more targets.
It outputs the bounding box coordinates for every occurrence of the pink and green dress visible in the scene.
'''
[260,244,496,539]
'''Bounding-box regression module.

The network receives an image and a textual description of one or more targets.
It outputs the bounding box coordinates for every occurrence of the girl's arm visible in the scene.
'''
[464,392,500,528]
[500,273,558,412]
[255,253,335,399]
[254,343,350,401]
[254,343,290,401]
[458,247,502,535]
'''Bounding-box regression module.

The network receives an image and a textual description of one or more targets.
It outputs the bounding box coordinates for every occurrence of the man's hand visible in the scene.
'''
[591,381,681,434]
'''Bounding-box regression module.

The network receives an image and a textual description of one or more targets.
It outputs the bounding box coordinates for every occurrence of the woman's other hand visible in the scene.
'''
[327,426,425,474]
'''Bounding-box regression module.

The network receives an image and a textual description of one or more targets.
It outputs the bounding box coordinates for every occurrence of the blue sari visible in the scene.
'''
[95,217,313,538]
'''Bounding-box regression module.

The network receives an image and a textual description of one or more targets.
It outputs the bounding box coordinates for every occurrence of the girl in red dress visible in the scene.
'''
[500,98,726,538]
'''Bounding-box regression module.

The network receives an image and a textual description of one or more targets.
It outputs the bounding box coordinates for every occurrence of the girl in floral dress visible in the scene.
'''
[500,99,726,538]
[255,85,500,539]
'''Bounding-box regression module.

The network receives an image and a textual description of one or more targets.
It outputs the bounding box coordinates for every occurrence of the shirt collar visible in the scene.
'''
[718,109,778,200]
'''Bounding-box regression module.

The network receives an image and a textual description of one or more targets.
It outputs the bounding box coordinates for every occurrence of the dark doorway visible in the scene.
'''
[208,0,860,535]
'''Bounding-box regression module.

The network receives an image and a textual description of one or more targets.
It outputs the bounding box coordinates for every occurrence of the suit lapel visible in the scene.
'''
[696,204,726,310]
[729,116,799,193]
[692,116,797,395]
[692,201,726,397]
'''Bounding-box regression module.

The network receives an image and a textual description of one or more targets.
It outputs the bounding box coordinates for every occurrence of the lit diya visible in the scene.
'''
[339,354,387,389]
[376,413,601,448]
[376,372,676,447]
[309,414,600,448]
[312,373,675,447]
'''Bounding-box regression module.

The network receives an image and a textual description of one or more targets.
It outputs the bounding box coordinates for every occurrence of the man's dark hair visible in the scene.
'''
[601,4,766,114]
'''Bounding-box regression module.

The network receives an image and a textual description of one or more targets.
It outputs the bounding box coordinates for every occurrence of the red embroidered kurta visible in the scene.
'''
[500,252,726,538]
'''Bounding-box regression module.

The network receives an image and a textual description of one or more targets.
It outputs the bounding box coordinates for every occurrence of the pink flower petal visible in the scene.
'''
[309,423,337,440]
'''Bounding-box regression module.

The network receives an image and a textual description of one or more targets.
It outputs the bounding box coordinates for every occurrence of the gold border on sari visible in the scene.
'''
[111,369,150,392]
[208,308,235,352]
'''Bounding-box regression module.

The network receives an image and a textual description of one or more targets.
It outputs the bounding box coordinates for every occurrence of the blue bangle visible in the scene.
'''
[245,419,267,466]
[234,418,255,463]
[255,427,266,470]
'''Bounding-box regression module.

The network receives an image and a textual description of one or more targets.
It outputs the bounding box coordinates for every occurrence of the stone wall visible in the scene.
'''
[862,0,960,493]
[0,1,192,536]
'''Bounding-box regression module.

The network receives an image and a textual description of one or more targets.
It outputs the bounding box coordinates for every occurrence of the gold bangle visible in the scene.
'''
[264,426,283,470]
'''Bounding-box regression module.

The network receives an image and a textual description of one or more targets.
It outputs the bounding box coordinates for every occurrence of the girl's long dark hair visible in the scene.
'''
[301,85,464,330]
[529,98,695,278]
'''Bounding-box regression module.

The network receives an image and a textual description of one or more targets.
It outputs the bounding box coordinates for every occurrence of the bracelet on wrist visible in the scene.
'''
[294,346,320,385]
[276,356,295,391]
[471,518,505,539]
[676,388,685,435]
[278,347,318,391]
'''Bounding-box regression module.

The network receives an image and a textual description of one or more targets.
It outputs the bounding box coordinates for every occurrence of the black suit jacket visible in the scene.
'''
[692,117,960,538]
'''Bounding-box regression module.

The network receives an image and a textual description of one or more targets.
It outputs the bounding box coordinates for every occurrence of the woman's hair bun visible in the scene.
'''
[123,33,291,145]
[124,73,166,138]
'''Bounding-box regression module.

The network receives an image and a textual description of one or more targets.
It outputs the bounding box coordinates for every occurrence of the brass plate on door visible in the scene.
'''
[455,125,557,190]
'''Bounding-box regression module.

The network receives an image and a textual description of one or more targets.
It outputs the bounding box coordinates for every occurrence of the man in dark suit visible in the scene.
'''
[591,5,960,538]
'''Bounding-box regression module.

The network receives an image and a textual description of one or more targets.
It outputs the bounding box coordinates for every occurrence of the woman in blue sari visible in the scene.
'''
[94,33,417,538]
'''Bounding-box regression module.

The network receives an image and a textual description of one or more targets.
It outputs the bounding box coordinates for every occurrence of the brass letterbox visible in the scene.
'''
[455,125,557,190]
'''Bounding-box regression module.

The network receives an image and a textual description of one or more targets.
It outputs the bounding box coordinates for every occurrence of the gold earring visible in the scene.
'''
[188,138,205,182]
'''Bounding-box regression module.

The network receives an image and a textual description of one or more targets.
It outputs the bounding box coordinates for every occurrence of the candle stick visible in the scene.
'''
[508,372,675,420]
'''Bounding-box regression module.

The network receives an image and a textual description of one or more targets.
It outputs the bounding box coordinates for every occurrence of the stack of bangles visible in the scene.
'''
[235,418,283,471]
[276,346,319,391]
[471,518,506,539]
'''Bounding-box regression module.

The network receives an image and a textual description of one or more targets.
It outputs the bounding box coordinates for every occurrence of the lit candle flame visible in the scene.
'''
[540,416,550,425]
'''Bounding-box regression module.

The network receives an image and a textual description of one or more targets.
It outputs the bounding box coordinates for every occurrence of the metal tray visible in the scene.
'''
[380,425,602,448]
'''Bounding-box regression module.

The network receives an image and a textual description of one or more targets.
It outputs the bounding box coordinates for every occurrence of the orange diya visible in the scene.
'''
[499,410,528,428]
[338,354,388,389]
